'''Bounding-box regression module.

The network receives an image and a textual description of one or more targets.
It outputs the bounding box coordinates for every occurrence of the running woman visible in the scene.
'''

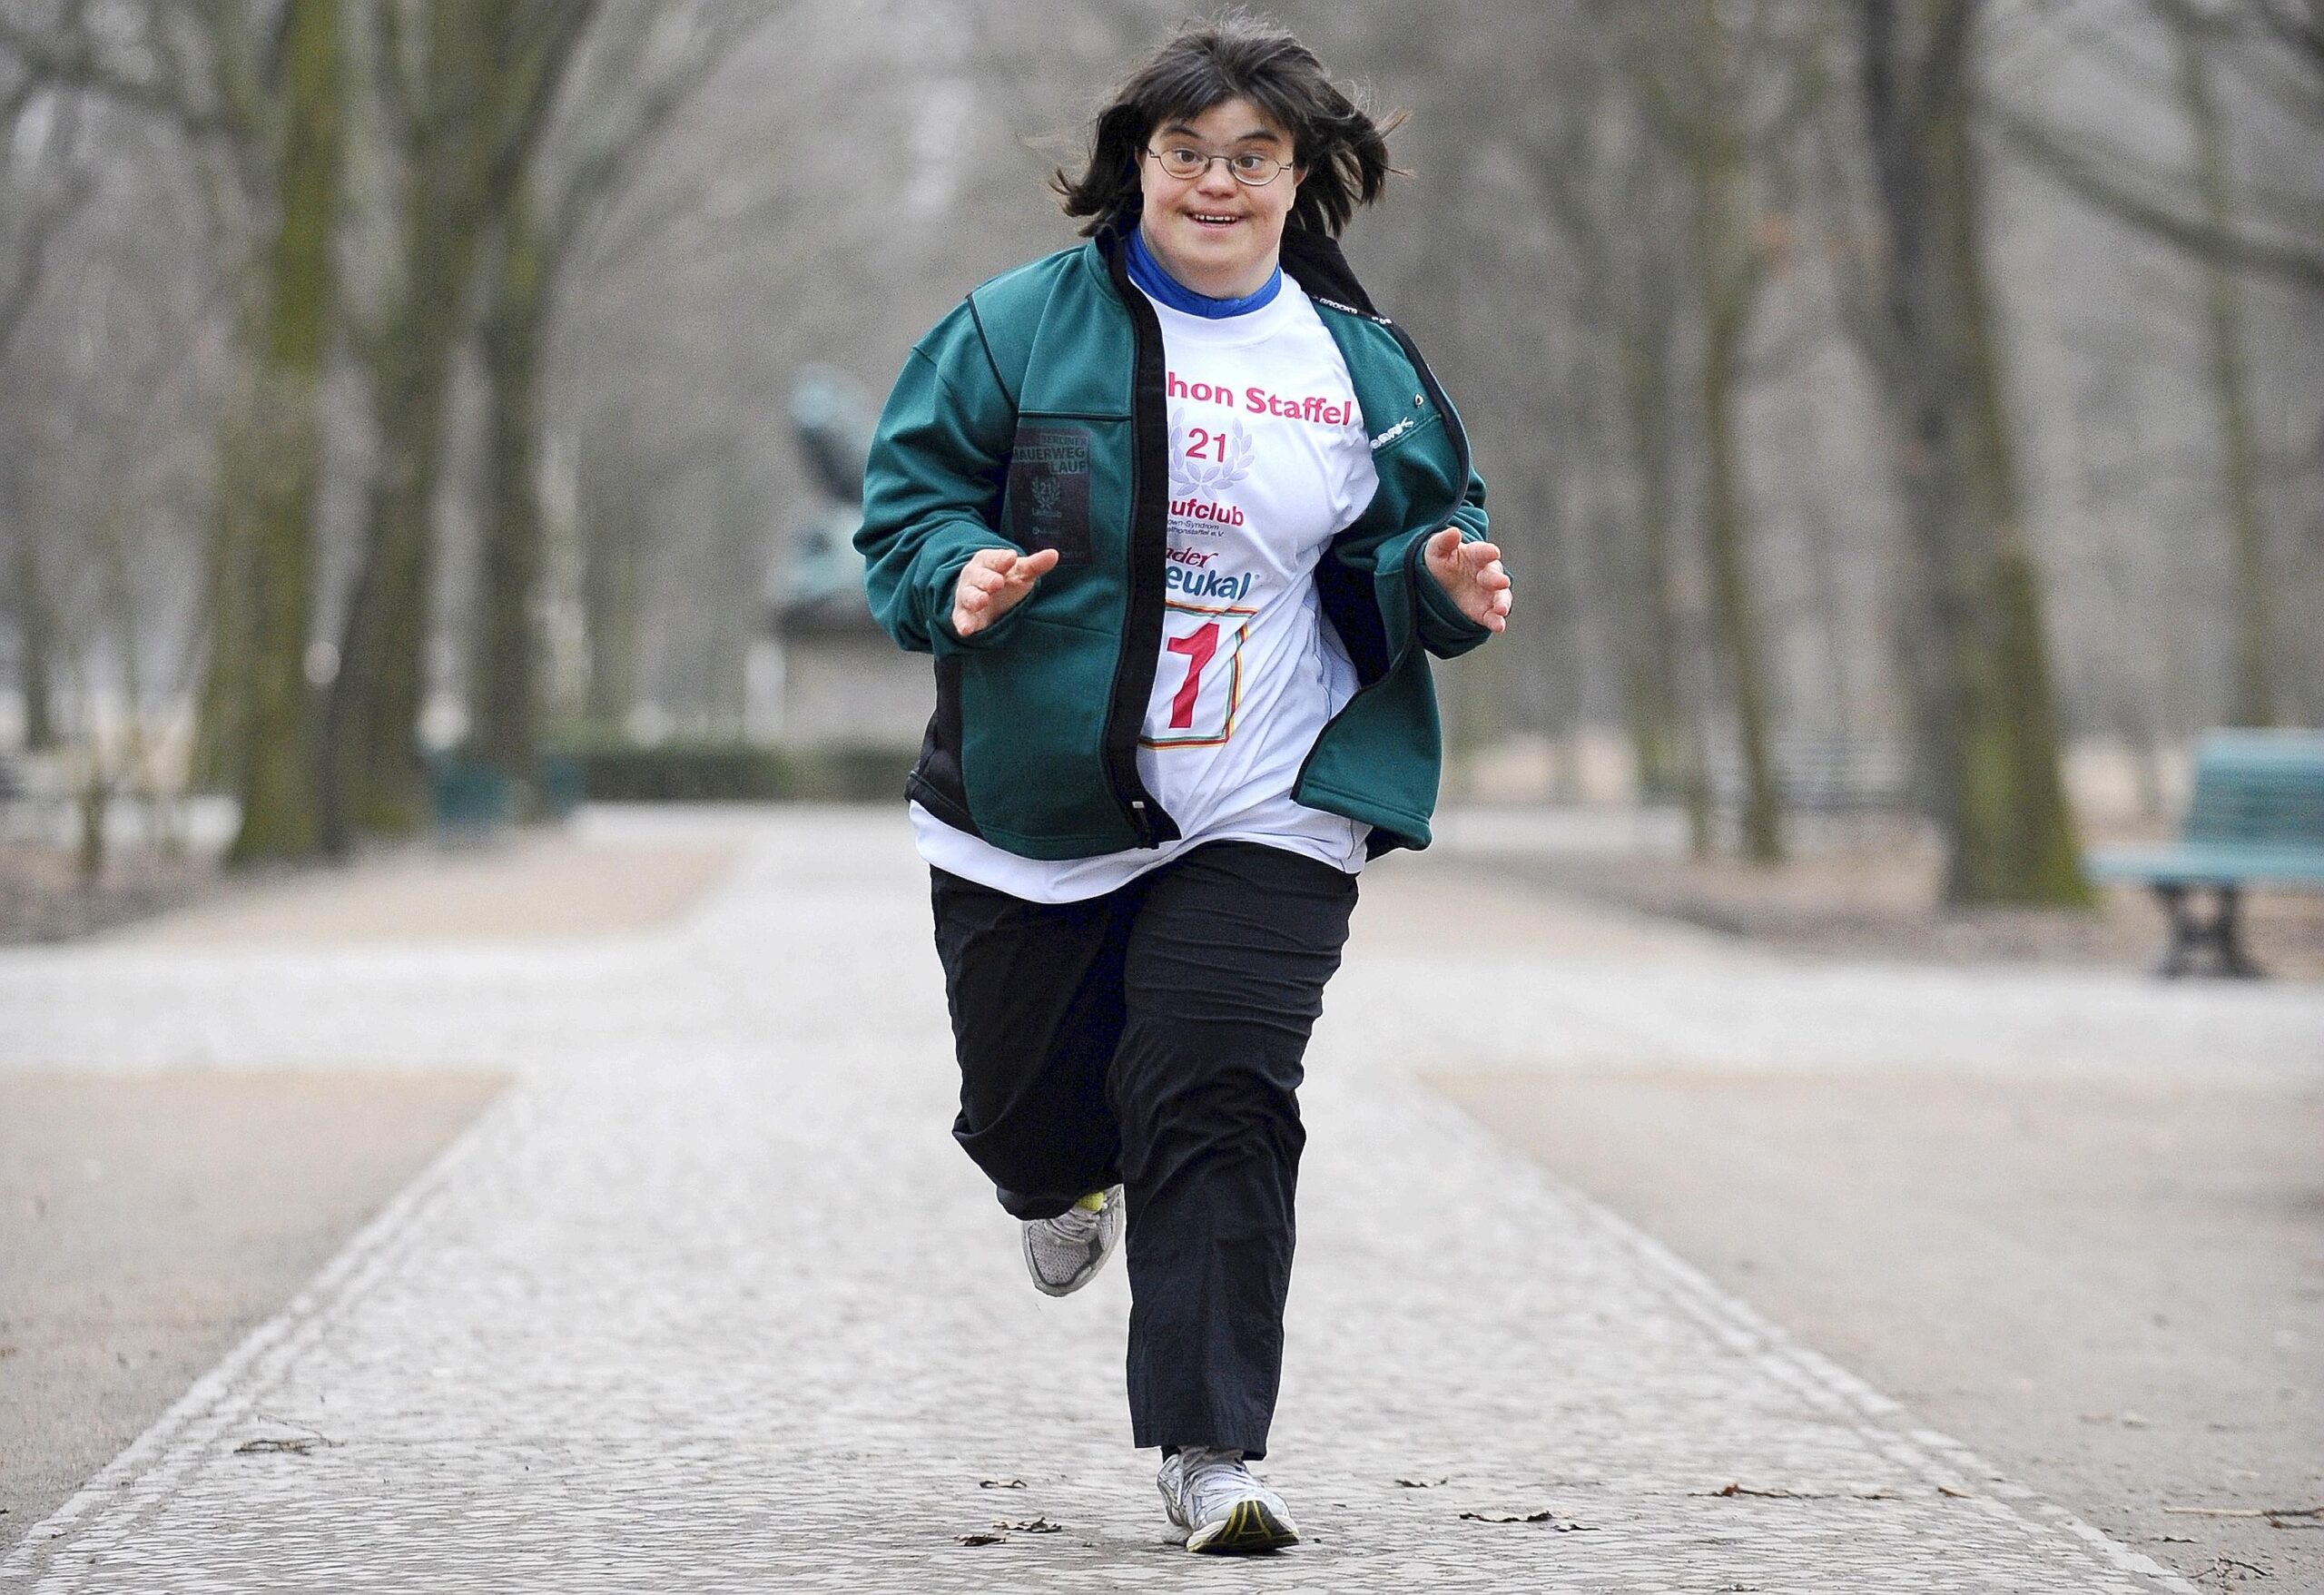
[857,17,1512,1554]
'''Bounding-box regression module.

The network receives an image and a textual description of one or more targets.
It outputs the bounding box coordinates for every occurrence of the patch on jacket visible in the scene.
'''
[1008,426,1093,565]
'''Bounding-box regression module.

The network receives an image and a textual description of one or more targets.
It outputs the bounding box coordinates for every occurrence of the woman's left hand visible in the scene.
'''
[1423,527,1513,634]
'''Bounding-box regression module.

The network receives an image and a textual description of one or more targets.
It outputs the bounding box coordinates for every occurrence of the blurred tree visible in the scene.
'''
[472,171,547,792]
[2164,1,2278,730]
[1600,0,1827,862]
[1684,0,1782,863]
[469,3,753,803]
[1530,72,1708,843]
[0,66,96,753]
[1858,0,2088,905]
[225,0,342,862]
[1997,0,2324,727]
[0,461,54,752]
[0,4,311,832]
[577,422,651,736]
[2010,0,2304,729]
[323,0,597,850]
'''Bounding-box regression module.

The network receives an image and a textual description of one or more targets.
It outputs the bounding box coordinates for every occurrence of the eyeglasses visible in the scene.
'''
[1143,145,1291,186]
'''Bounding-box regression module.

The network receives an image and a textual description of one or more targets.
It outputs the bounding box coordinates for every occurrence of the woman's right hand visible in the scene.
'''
[950,546,1059,638]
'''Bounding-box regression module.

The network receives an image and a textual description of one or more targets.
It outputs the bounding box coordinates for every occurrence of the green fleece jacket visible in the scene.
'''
[857,222,1492,861]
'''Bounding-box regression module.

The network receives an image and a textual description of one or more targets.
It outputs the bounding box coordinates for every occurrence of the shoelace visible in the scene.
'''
[1044,1204,1100,1241]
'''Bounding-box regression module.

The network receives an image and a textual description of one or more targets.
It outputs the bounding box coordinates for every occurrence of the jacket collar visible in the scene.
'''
[1278,227,1386,322]
[1090,216,1388,325]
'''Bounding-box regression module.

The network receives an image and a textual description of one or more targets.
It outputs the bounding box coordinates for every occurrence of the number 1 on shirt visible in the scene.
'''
[1165,623,1218,729]
[1144,603,1254,749]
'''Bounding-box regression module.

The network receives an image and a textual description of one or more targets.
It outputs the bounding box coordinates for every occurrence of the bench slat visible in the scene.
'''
[2087,843,2324,886]
[2091,731,2324,890]
[2181,733,2324,850]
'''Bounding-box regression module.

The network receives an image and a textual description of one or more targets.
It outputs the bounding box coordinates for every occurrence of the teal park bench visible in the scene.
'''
[2087,730,2324,977]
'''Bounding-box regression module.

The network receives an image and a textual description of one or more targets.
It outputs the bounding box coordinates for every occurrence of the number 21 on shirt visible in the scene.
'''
[1143,602,1254,749]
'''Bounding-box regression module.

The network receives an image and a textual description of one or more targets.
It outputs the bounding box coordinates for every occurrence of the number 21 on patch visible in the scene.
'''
[1144,601,1255,748]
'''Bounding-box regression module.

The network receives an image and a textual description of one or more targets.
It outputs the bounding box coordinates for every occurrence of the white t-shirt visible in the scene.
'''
[913,275,1381,902]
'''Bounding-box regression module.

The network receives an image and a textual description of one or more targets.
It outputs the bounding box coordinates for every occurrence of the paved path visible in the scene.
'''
[5,807,2318,1591]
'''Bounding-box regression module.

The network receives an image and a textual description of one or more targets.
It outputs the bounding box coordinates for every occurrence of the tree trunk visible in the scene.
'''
[583,536,642,737]
[225,0,340,865]
[324,6,495,847]
[8,517,56,751]
[1859,0,2089,906]
[470,176,547,802]
[1698,293,1783,861]
[1615,302,1708,846]
[581,451,645,737]
[1690,0,1785,863]
[187,278,273,796]
[187,384,258,793]
[2166,4,2277,726]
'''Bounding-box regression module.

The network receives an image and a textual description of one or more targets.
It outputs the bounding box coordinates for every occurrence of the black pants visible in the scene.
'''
[931,842,1358,1460]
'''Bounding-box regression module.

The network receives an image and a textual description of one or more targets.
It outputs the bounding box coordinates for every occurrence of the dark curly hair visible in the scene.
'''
[1051,15,1403,240]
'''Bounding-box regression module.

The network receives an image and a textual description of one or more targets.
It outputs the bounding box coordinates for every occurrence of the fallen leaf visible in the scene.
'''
[1395,1477,1449,1489]
[955,1531,1006,1546]
[233,1436,330,1455]
[992,1517,1063,1534]
[978,1478,1028,1490]
[1937,1486,1973,1499]
[1459,1510,1592,1531]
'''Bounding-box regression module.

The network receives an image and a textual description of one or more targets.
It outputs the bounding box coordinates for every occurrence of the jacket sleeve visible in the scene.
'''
[855,303,1024,655]
[1406,465,1495,660]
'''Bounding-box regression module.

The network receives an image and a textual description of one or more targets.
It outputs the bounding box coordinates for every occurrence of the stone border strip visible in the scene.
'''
[0,1086,527,1589]
[1429,1079,2206,1595]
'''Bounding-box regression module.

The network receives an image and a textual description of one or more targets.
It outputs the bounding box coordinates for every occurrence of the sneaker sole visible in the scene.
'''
[1185,1498,1299,1554]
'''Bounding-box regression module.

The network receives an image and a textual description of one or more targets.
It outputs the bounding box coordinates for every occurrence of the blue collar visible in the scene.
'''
[1126,223,1283,319]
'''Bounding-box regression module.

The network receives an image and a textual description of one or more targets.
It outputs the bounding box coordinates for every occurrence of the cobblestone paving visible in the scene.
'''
[8,808,2310,1592]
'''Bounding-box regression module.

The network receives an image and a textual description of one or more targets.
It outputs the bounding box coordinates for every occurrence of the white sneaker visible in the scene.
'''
[1157,1446,1300,1553]
[1020,1186,1122,1297]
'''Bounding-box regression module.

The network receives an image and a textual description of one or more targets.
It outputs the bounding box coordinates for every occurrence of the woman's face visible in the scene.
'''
[1137,95,1303,300]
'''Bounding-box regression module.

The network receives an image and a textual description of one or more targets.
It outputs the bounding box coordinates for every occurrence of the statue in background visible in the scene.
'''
[776,365,878,629]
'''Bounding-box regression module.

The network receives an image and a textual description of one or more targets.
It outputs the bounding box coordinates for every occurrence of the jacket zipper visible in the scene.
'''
[1099,232,1177,850]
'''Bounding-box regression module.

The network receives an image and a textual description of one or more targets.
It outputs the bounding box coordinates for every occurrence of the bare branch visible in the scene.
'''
[484,0,606,207]
[1994,107,2324,291]
[0,7,234,142]
[2250,0,2324,69]
[544,4,760,259]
